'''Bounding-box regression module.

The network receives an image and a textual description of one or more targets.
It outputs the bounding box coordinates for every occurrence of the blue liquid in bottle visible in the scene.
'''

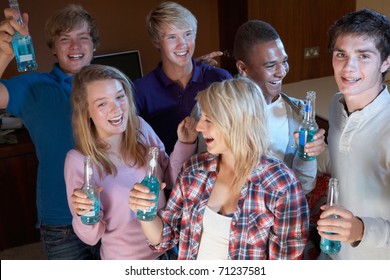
[9,0,38,72]
[298,91,318,161]
[137,147,160,221]
[320,178,341,255]
[137,175,160,221]
[320,214,341,254]
[320,234,341,254]
[12,33,38,72]
[298,128,317,161]
[80,155,100,225]
[81,189,101,225]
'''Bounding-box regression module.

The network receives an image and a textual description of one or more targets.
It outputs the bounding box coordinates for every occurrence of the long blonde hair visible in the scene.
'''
[72,64,147,178]
[196,78,269,188]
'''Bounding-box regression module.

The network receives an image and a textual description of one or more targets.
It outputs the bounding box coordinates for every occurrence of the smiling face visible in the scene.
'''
[196,111,231,156]
[52,22,95,75]
[332,34,390,110]
[155,23,196,69]
[86,79,129,140]
[236,39,289,104]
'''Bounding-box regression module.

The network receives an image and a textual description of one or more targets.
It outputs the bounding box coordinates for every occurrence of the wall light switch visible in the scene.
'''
[304,46,320,59]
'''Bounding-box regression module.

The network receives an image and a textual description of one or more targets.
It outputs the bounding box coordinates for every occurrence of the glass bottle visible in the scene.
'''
[80,155,100,225]
[298,91,319,161]
[137,147,160,221]
[8,0,38,72]
[320,178,341,254]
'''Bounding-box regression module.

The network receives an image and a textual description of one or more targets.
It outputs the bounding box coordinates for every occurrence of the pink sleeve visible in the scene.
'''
[64,150,105,246]
[164,141,196,189]
[138,117,196,190]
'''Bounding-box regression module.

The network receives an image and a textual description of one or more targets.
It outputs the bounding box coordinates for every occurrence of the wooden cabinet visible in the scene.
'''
[0,129,40,250]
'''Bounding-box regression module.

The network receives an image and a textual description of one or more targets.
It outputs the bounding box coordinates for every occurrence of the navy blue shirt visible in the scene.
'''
[134,60,232,154]
[2,64,74,225]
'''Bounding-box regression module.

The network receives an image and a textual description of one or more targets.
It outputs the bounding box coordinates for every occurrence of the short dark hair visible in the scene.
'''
[233,20,280,63]
[328,9,390,63]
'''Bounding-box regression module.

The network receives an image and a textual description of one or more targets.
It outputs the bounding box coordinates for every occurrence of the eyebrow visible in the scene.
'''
[333,47,378,55]
[92,88,124,105]
[263,55,288,66]
[162,29,194,36]
[92,97,106,105]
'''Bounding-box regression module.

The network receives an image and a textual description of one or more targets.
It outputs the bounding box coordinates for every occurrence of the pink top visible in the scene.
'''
[64,117,195,259]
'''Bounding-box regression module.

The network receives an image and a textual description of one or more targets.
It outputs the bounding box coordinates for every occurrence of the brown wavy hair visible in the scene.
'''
[44,4,100,50]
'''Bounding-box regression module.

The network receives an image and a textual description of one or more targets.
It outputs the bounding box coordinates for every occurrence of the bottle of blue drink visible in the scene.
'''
[8,0,38,72]
[298,91,319,161]
[320,178,341,254]
[80,156,100,225]
[137,147,160,221]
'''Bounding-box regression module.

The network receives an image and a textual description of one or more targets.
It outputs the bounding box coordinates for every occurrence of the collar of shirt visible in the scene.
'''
[155,59,204,88]
[337,84,389,119]
[51,63,73,89]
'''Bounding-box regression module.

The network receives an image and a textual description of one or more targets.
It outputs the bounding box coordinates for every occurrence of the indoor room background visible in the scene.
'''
[0,0,389,258]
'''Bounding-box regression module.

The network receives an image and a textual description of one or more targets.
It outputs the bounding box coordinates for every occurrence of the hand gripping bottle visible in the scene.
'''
[137,147,160,221]
[320,178,341,254]
[298,91,319,161]
[8,0,38,72]
[80,156,100,225]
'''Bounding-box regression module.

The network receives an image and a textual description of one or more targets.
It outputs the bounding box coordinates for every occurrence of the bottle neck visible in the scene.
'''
[328,178,339,206]
[83,157,93,187]
[145,148,159,178]
[9,1,23,26]
[304,97,316,122]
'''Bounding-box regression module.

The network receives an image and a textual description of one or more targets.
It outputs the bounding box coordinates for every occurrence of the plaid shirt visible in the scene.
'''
[151,152,309,260]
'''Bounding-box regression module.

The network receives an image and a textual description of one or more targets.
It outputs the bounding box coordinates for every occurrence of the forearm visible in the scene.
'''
[358,217,390,248]
[271,184,309,259]
[0,54,13,78]
[291,155,317,194]
[316,145,332,175]
[165,140,195,188]
[72,216,106,246]
[140,216,164,245]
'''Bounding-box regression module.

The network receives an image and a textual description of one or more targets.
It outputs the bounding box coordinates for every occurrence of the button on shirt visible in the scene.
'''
[150,152,309,260]
[328,87,390,259]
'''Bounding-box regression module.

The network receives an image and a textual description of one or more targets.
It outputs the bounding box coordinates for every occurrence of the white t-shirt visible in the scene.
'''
[197,206,232,260]
[267,95,289,161]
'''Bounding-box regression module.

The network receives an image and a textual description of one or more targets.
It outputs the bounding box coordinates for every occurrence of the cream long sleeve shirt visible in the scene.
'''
[328,86,390,260]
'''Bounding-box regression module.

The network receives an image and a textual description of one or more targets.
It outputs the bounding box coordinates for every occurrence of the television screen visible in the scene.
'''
[91,50,143,82]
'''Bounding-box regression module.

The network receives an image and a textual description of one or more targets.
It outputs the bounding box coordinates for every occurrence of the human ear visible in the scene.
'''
[380,56,390,73]
[236,60,248,76]
[152,39,161,50]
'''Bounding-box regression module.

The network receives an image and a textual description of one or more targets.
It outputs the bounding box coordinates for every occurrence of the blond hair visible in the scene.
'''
[196,78,269,188]
[72,64,147,178]
[147,1,197,44]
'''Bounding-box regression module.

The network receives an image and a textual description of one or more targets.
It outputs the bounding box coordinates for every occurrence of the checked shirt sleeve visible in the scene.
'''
[267,166,310,259]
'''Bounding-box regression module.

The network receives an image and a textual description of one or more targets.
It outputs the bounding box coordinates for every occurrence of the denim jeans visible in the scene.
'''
[40,224,101,260]
[156,247,178,260]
